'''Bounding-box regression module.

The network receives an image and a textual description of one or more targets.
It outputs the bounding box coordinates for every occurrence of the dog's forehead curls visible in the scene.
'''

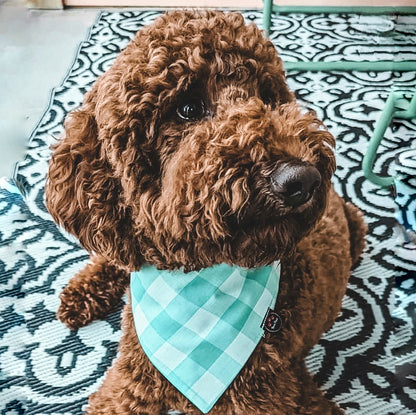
[46,10,336,271]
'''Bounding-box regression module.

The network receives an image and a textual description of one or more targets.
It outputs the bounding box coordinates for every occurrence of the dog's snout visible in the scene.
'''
[271,163,322,207]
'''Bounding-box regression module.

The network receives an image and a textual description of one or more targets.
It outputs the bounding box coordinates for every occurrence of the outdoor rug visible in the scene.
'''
[1,9,416,415]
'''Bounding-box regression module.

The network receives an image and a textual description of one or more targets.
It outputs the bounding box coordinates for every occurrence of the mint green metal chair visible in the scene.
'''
[362,88,416,188]
[262,1,416,37]
[361,87,416,241]
[262,1,416,72]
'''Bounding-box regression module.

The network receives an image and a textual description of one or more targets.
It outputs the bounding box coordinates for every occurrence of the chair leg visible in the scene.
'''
[263,0,273,36]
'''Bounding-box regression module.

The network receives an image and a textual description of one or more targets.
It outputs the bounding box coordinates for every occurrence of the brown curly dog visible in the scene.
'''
[46,10,366,415]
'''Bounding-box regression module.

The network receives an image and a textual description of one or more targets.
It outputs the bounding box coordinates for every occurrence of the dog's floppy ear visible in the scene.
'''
[45,87,143,269]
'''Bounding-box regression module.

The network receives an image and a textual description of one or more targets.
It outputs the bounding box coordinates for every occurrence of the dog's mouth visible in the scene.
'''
[222,160,330,262]
[225,170,327,266]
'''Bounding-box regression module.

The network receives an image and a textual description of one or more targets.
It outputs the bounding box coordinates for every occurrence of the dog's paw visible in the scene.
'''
[57,284,99,330]
[56,259,129,330]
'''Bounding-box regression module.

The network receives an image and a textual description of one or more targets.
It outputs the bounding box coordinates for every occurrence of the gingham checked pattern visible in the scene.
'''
[130,262,281,414]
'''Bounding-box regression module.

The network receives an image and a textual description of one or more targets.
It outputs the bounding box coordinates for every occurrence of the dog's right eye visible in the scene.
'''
[176,99,205,121]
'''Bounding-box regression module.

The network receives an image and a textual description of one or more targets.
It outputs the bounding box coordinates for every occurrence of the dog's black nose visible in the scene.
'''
[271,162,322,207]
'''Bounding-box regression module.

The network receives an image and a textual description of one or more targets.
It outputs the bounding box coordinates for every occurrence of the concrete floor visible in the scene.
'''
[0,0,98,178]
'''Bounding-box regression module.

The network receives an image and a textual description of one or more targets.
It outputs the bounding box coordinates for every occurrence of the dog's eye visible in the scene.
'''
[176,99,205,121]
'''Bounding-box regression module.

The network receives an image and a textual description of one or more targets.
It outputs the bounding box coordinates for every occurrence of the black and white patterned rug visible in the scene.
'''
[1,10,416,415]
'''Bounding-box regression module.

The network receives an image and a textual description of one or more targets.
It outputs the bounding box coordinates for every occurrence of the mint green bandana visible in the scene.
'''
[130,262,281,414]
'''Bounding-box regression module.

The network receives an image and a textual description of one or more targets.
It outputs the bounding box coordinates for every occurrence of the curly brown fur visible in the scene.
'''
[57,255,129,329]
[46,10,366,414]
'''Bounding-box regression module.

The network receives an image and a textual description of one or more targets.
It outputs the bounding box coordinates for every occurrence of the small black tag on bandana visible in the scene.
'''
[261,307,283,334]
